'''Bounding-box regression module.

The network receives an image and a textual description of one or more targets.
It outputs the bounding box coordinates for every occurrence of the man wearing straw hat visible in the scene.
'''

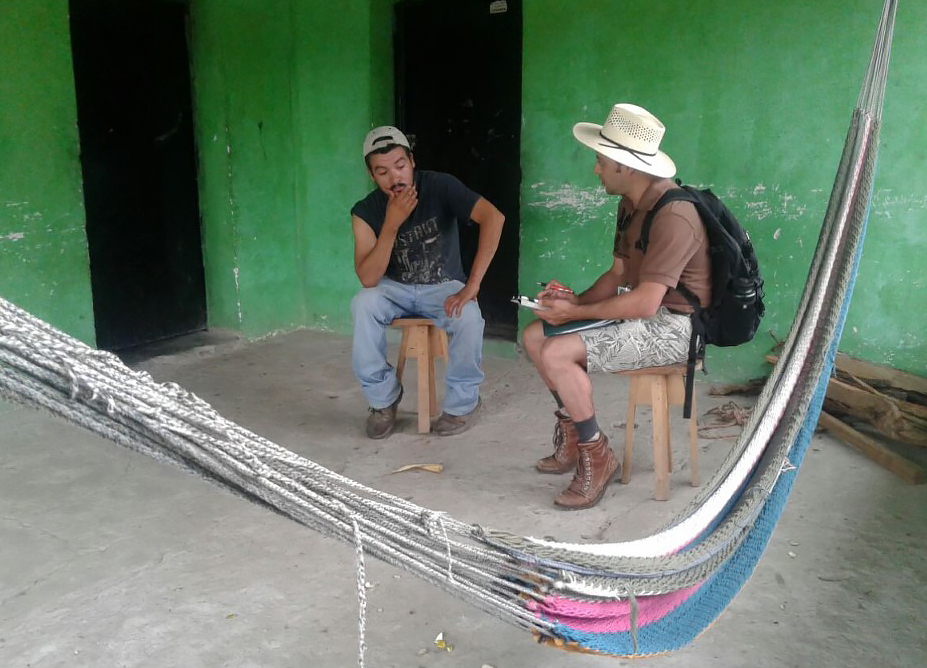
[523,103,711,510]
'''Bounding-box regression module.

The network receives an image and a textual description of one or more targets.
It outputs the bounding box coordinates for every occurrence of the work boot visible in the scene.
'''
[554,432,619,510]
[432,397,482,436]
[365,386,403,439]
[536,411,578,474]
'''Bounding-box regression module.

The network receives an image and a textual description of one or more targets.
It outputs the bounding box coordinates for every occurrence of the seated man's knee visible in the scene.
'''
[449,300,484,333]
[540,334,585,372]
[522,320,545,359]
[351,287,386,319]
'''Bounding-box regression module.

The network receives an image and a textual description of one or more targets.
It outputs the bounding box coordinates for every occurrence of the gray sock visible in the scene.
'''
[574,415,600,443]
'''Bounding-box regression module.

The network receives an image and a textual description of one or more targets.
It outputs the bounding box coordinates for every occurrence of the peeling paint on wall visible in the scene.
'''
[526,182,609,218]
[1,232,25,242]
[524,182,615,261]
[232,266,243,326]
[871,188,927,219]
[3,201,44,223]
[702,184,925,225]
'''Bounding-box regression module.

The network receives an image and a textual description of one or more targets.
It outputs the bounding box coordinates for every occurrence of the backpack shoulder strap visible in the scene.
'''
[637,187,698,252]
[636,184,707,419]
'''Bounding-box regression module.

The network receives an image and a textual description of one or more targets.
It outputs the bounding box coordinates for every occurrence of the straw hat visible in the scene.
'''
[573,103,676,178]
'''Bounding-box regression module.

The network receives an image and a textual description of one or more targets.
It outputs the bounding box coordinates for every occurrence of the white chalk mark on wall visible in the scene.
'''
[233,266,243,326]
[525,184,926,259]
[526,182,609,217]
[722,184,926,225]
[525,182,614,260]
[1,232,26,242]
[871,188,927,220]
[4,201,44,230]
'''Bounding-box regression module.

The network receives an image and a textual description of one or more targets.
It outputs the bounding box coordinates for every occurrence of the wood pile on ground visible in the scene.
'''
[765,352,927,484]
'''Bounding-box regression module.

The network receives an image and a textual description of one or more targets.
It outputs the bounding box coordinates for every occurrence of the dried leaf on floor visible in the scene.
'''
[433,631,454,651]
[391,463,444,474]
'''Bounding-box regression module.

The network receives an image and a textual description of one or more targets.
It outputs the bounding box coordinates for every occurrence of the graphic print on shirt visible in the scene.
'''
[393,216,447,283]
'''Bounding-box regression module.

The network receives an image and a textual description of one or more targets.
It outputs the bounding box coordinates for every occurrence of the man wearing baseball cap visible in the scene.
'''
[522,103,712,510]
[350,126,505,439]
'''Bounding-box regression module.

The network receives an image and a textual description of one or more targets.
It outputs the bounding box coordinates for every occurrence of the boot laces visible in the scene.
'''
[581,451,592,491]
[552,421,568,460]
[553,420,564,448]
[567,450,593,494]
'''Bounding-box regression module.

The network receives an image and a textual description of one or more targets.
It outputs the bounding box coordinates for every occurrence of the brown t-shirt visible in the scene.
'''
[613,179,711,312]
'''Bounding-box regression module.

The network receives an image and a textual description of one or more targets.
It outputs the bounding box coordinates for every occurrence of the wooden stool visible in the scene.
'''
[615,363,701,501]
[391,318,449,434]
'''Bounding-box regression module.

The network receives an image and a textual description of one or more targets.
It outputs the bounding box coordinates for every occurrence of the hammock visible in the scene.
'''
[0,0,897,662]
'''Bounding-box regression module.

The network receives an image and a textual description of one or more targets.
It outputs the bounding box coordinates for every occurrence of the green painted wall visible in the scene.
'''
[0,0,95,344]
[0,0,394,344]
[188,0,395,338]
[189,0,304,337]
[1,0,923,385]
[292,0,395,333]
[520,0,927,382]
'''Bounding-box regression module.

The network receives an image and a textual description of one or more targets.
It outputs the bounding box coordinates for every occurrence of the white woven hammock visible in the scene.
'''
[0,0,897,661]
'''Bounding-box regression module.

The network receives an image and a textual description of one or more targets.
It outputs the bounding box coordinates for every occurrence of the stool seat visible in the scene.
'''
[614,361,701,500]
[390,318,449,434]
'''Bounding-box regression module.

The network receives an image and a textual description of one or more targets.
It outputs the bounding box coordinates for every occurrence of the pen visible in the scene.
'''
[537,281,573,294]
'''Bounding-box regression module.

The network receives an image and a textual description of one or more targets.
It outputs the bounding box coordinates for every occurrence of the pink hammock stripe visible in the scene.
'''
[527,583,702,633]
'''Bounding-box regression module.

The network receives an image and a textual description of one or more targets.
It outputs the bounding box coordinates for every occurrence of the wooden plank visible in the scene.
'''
[834,353,927,396]
[766,354,927,446]
[816,411,927,485]
[840,374,927,420]
[765,352,927,397]
[825,377,927,445]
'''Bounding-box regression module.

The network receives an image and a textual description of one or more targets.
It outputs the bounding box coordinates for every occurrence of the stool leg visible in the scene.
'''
[688,386,700,487]
[412,326,431,434]
[431,326,449,365]
[651,375,670,501]
[396,328,411,383]
[427,346,439,419]
[621,377,639,485]
[666,396,673,473]
[427,327,443,417]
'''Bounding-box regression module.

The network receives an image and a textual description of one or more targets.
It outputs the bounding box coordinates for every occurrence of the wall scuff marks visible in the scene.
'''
[526,182,609,218]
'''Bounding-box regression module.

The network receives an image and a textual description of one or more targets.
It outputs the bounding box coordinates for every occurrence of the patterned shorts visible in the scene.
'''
[577,307,692,373]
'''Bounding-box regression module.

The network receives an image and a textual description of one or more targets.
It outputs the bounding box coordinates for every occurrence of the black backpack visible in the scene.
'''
[639,184,765,416]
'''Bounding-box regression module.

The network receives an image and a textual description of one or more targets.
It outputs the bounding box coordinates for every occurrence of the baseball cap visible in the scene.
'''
[362,126,411,159]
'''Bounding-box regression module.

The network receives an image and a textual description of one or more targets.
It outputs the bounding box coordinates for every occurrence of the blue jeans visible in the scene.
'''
[350,277,484,415]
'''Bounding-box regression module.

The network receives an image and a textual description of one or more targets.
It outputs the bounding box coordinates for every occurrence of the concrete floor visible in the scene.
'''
[1,328,925,668]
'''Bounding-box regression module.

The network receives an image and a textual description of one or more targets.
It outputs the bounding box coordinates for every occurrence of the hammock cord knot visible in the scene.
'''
[422,510,455,583]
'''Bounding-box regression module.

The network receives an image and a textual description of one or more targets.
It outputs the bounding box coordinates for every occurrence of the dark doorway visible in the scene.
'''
[395,0,522,339]
[70,0,206,351]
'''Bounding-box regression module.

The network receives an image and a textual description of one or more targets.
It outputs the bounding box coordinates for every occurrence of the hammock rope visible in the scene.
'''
[0,0,897,660]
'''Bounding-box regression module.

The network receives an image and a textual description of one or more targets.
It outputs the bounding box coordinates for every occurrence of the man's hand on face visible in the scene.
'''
[383,184,418,232]
[444,284,479,318]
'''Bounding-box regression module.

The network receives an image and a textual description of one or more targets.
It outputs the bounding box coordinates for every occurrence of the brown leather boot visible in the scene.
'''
[536,412,578,474]
[365,386,403,439]
[554,432,619,510]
